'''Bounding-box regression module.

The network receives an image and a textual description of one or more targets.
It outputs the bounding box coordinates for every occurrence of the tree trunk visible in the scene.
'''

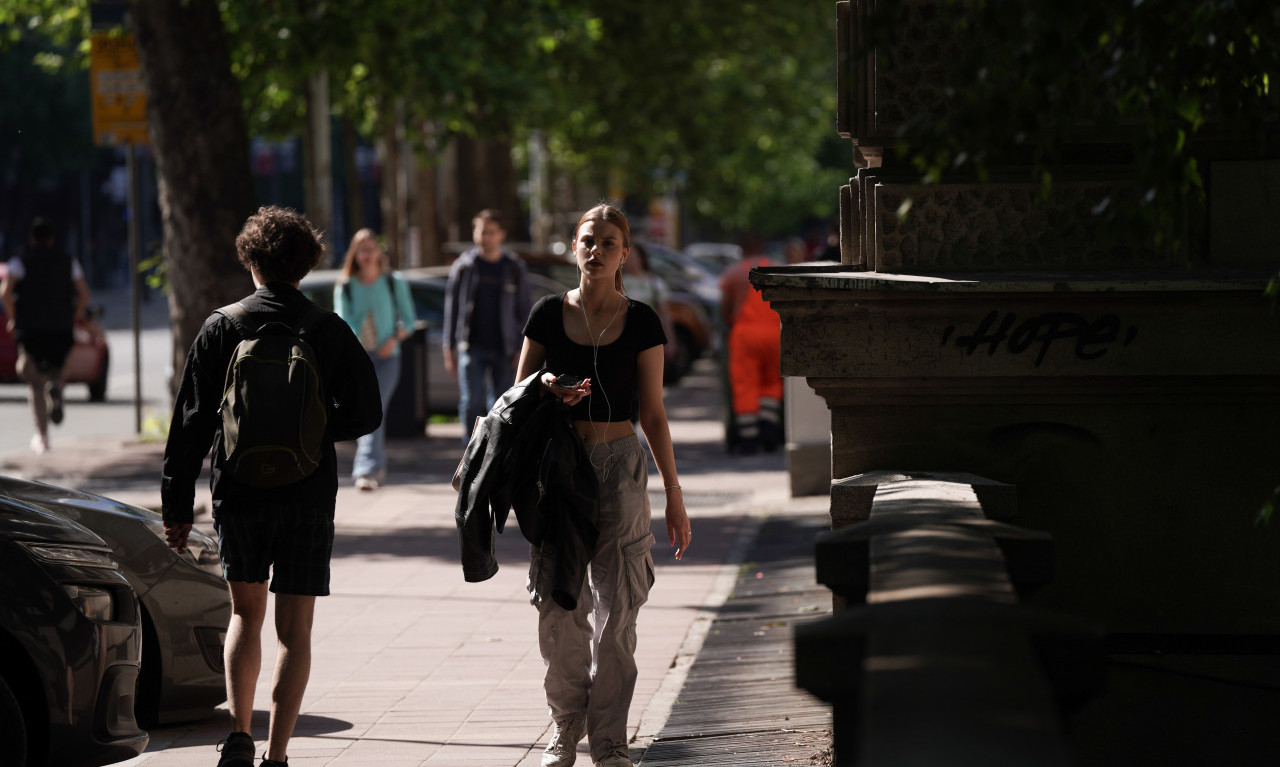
[377,108,402,268]
[528,130,549,250]
[304,70,333,244]
[487,136,525,242]
[130,0,255,394]
[441,138,460,243]
[451,134,526,242]
[342,118,365,236]
[414,158,441,266]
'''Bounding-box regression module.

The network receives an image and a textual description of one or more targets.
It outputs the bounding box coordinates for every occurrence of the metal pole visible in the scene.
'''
[126,145,142,434]
[530,130,546,250]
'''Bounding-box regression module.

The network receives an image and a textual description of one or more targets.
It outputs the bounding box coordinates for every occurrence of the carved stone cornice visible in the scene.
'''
[753,265,1280,383]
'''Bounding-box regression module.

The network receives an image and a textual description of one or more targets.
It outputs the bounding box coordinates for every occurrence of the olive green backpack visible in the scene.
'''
[216,302,329,488]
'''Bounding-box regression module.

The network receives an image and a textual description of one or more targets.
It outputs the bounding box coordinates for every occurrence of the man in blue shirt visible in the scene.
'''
[443,209,532,443]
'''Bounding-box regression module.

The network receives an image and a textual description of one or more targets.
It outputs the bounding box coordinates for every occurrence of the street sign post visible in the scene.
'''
[89,32,148,147]
[89,25,147,432]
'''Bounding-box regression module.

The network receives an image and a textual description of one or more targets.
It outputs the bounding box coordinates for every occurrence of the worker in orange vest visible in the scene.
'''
[718,235,783,454]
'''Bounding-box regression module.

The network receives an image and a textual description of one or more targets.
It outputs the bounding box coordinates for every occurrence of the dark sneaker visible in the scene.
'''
[261,760,288,767]
[216,732,255,767]
[48,386,63,426]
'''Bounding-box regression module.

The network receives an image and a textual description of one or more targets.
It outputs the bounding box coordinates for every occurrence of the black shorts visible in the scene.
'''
[213,502,336,596]
[17,329,74,372]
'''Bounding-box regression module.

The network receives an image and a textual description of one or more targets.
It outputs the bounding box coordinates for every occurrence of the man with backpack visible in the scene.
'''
[160,206,382,767]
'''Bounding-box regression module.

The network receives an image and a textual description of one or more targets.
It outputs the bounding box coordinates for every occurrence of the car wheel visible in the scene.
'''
[0,674,28,766]
[87,346,110,402]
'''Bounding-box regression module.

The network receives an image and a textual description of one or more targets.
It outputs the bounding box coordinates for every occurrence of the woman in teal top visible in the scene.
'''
[335,228,417,490]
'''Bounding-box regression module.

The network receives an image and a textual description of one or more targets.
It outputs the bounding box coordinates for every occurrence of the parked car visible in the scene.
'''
[0,485,149,766]
[300,266,564,433]
[637,244,723,381]
[0,263,112,402]
[660,286,715,382]
[0,476,231,729]
[636,241,723,318]
[683,242,743,275]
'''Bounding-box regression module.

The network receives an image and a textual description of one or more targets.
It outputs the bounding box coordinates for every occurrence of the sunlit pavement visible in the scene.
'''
[1,357,832,766]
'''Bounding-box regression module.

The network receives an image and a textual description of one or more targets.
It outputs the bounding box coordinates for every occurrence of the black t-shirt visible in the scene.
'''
[524,293,666,422]
[13,245,75,331]
[468,258,505,350]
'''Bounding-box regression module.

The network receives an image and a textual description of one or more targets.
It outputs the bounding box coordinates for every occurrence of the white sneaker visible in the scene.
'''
[354,476,379,491]
[541,715,585,767]
[30,434,48,454]
[595,750,633,767]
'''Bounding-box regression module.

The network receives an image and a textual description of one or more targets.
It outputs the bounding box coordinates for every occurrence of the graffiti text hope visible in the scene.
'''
[940,310,1138,367]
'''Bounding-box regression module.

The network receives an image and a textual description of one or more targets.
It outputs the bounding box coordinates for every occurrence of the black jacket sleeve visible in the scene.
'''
[160,314,230,525]
[455,370,545,582]
[324,313,383,442]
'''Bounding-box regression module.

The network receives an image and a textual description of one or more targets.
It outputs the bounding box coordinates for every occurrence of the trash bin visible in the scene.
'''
[385,323,428,437]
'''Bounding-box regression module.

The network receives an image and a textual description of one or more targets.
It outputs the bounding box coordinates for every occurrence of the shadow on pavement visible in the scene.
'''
[331,513,751,571]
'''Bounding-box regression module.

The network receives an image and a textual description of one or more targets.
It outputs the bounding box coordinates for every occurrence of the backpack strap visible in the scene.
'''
[385,272,406,328]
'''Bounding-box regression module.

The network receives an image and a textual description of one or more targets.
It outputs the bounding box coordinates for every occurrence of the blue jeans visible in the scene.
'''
[458,345,511,443]
[353,352,401,480]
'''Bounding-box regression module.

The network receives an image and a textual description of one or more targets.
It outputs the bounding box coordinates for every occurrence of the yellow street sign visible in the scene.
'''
[90,32,148,146]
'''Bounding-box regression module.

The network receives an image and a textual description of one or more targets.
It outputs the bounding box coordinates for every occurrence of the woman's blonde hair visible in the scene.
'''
[340,228,387,278]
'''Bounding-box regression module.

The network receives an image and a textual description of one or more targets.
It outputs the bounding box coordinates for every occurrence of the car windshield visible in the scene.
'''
[645,243,716,284]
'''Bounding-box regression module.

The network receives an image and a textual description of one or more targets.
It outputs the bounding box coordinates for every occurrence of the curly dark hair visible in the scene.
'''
[235,206,324,283]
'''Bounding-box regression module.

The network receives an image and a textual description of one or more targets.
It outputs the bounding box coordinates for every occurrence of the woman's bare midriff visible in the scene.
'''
[572,419,635,446]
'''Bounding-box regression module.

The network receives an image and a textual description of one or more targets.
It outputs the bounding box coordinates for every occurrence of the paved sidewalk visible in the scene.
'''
[0,359,834,766]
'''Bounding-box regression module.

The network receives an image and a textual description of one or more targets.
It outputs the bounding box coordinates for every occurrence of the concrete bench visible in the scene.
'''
[821,471,1051,606]
[796,471,1103,766]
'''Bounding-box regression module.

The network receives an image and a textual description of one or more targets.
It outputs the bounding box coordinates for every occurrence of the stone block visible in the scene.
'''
[1210,159,1280,266]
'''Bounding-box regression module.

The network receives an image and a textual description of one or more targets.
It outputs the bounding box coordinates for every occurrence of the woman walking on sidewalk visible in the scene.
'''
[516,203,693,767]
[335,228,416,490]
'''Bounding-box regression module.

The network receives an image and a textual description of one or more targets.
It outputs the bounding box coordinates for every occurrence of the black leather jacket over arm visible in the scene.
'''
[454,371,599,609]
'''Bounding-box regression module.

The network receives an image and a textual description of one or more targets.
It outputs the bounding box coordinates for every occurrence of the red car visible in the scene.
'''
[0,263,111,402]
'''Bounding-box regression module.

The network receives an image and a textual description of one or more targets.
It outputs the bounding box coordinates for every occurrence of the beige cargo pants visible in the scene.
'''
[530,434,656,763]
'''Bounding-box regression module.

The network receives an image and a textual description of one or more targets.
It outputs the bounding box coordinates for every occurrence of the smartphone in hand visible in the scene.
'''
[549,373,586,391]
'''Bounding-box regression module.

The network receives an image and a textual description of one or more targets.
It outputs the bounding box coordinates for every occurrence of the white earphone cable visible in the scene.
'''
[580,290,623,481]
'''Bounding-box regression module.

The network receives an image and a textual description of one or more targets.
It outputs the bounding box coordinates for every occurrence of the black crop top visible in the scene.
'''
[523,293,667,422]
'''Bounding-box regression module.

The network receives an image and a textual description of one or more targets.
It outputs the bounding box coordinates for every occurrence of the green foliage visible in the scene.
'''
[221,0,842,237]
[870,0,1280,255]
[0,21,96,177]
[535,1,843,233]
[1258,488,1276,526]
[0,0,88,51]
[224,0,599,142]
[139,246,166,291]
[13,1,846,239]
